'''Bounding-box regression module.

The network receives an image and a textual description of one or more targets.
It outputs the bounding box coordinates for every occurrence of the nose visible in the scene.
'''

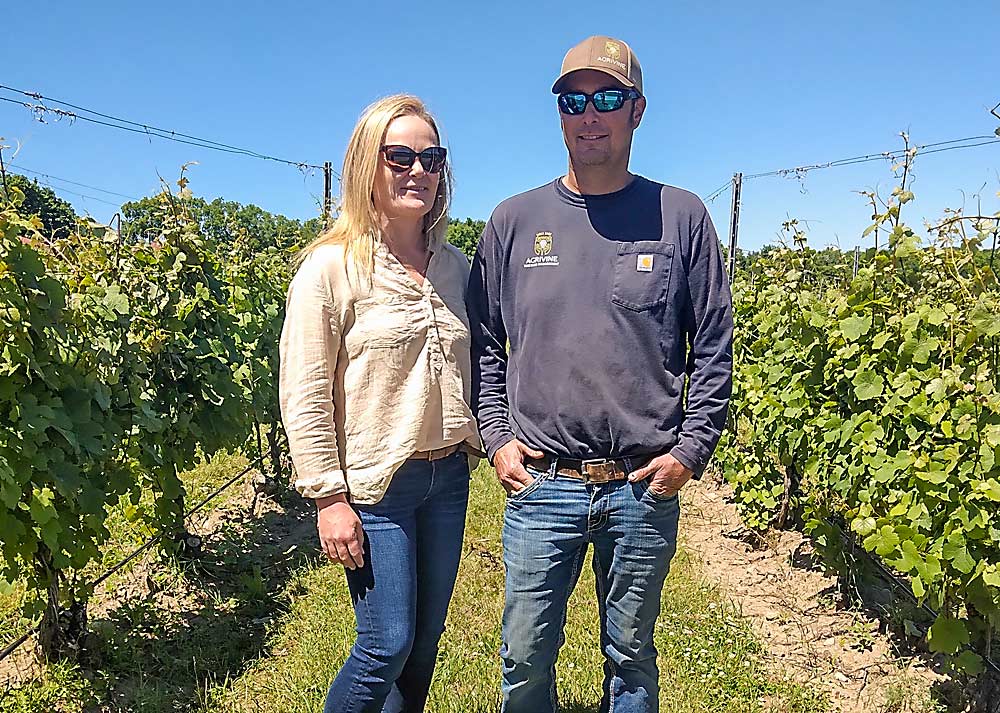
[580,100,601,124]
[409,155,427,177]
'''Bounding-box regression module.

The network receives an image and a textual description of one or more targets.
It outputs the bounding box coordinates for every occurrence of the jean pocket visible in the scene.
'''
[506,467,548,502]
[640,479,680,504]
[611,241,675,312]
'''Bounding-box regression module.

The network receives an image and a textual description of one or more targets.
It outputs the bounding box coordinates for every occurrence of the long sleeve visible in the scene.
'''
[669,207,734,476]
[467,218,515,462]
[278,256,348,498]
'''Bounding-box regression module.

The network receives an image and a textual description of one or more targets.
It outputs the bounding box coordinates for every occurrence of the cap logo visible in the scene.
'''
[595,40,628,73]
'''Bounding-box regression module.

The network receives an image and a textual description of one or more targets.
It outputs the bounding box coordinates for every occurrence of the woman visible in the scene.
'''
[279,95,480,713]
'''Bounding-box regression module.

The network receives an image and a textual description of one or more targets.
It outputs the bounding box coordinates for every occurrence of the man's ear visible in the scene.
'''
[631,96,647,130]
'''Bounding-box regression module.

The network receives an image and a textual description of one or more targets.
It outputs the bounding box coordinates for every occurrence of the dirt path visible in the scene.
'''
[680,476,947,712]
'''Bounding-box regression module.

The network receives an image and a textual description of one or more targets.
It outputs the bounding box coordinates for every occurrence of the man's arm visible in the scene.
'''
[668,205,735,476]
[467,217,516,463]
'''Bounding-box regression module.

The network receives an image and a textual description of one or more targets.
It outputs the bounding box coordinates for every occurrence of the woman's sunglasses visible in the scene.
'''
[557,88,641,116]
[381,145,448,174]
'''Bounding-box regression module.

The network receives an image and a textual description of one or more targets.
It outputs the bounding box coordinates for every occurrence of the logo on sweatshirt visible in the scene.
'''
[525,232,560,268]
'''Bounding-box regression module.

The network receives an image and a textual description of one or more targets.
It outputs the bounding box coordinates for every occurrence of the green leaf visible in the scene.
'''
[840,315,872,341]
[970,303,1000,338]
[982,568,1000,588]
[924,554,942,579]
[896,539,923,573]
[864,525,900,557]
[0,479,20,509]
[954,650,985,675]
[926,308,947,326]
[872,332,891,350]
[942,540,976,574]
[853,370,885,401]
[911,337,937,365]
[927,616,969,655]
[852,517,877,537]
[39,518,63,552]
[29,487,57,526]
[103,284,130,316]
[980,480,1000,502]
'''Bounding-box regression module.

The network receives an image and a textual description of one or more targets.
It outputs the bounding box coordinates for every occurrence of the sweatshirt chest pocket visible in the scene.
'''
[611,242,675,312]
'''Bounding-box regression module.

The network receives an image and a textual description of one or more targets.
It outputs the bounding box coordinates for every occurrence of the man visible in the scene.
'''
[467,35,734,712]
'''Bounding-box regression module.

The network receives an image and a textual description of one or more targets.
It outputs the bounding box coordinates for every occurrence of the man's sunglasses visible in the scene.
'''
[557,88,641,115]
[381,145,448,174]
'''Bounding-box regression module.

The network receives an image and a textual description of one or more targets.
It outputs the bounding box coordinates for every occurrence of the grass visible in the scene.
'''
[0,660,99,712]
[876,673,950,713]
[0,450,251,651]
[0,449,268,711]
[203,463,825,713]
[0,580,28,649]
[2,460,829,713]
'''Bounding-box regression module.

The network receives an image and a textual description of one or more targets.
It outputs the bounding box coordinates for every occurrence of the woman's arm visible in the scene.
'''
[279,255,364,568]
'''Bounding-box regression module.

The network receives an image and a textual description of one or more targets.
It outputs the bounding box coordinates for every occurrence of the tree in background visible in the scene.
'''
[121,195,320,253]
[122,194,482,259]
[1,175,78,240]
[446,217,485,259]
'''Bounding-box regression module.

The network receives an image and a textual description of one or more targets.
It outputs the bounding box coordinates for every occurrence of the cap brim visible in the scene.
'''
[551,67,636,94]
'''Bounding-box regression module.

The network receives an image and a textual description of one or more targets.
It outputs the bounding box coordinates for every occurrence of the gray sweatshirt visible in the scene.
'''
[467,176,733,476]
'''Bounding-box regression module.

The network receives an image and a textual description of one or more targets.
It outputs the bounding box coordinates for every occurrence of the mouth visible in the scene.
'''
[578,133,609,142]
[401,186,429,194]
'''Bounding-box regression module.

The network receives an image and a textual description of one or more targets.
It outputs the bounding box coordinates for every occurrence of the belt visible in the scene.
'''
[525,454,655,484]
[411,443,463,461]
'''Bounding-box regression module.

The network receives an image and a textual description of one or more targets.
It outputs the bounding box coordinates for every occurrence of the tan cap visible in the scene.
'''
[551,35,643,95]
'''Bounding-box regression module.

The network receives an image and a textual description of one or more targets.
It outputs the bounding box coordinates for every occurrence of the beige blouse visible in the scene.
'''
[279,240,481,504]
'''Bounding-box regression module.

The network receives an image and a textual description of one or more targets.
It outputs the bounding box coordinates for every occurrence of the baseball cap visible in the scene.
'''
[551,35,643,95]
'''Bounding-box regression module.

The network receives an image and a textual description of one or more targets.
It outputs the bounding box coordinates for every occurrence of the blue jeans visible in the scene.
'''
[501,458,680,713]
[324,451,470,713]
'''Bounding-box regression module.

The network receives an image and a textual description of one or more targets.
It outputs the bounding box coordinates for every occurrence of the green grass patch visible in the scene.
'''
[3,460,828,712]
[0,659,99,713]
[203,463,826,713]
[0,451,256,690]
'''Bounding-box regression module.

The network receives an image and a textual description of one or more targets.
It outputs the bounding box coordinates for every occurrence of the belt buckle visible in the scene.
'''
[427,444,458,461]
[580,458,617,483]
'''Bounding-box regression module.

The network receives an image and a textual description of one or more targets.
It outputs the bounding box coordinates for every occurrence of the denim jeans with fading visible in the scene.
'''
[324,451,470,713]
[500,457,681,713]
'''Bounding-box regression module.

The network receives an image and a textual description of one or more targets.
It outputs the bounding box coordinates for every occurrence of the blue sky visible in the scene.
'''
[2,0,998,251]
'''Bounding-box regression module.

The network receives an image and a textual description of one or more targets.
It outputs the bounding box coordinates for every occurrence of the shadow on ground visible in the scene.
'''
[82,488,322,712]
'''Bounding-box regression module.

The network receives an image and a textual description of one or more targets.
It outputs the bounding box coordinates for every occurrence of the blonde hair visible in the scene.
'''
[298,94,452,281]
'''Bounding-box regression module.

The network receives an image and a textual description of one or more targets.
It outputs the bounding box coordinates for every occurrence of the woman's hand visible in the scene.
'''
[315,494,365,569]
